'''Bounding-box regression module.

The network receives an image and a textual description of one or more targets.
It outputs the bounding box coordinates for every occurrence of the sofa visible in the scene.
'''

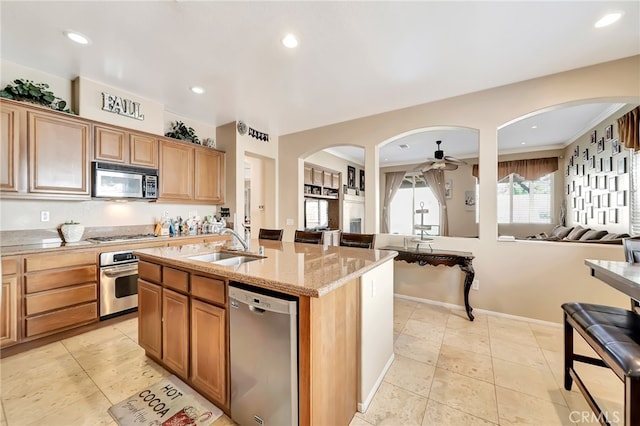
[526,225,630,244]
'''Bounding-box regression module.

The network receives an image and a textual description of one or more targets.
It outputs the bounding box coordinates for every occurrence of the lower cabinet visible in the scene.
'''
[137,260,228,410]
[138,279,162,359]
[162,288,189,379]
[22,251,98,339]
[1,257,20,348]
[191,299,226,404]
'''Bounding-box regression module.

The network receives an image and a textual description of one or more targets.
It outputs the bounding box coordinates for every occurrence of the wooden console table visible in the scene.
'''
[382,246,476,321]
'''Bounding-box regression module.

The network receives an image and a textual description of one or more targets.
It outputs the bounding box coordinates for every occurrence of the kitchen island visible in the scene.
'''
[134,240,397,425]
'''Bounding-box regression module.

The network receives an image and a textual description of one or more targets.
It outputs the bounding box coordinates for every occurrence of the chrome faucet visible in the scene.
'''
[220,228,249,251]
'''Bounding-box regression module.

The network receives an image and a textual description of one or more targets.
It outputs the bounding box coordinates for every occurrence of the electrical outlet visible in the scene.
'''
[286,218,294,226]
[40,211,50,222]
[162,210,169,219]
[472,279,480,290]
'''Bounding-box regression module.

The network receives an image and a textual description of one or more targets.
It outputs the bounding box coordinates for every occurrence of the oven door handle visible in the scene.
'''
[102,264,138,278]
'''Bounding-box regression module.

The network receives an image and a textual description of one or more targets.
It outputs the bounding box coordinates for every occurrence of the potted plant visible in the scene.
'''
[60,220,85,243]
[0,79,75,114]
[165,121,200,144]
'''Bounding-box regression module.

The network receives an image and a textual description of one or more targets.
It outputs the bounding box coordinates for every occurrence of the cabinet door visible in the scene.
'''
[27,111,90,196]
[312,168,323,186]
[190,299,227,405]
[304,166,312,185]
[159,139,193,201]
[323,170,333,188]
[94,125,127,163]
[130,133,158,168]
[194,148,225,204]
[1,103,21,192]
[332,173,340,189]
[138,279,162,359]
[163,288,189,379]
[1,275,19,347]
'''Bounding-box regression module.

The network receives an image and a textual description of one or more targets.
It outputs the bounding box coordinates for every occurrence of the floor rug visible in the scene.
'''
[108,375,223,426]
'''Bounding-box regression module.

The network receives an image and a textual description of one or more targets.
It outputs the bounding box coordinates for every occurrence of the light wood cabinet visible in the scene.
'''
[190,299,227,404]
[137,259,229,410]
[27,110,91,197]
[1,103,21,193]
[94,125,158,168]
[312,168,323,186]
[159,138,225,204]
[194,148,225,204]
[23,250,98,339]
[162,288,189,379]
[159,138,194,201]
[332,173,340,189]
[1,257,20,348]
[304,166,313,185]
[138,279,162,360]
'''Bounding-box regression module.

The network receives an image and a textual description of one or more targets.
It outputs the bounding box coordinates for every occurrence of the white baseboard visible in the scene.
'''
[357,353,395,413]
[394,293,561,328]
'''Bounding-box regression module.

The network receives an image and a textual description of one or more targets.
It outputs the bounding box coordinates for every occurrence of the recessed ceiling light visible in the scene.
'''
[64,30,90,45]
[190,86,205,94]
[398,144,410,149]
[282,34,298,48]
[521,142,527,145]
[595,12,623,28]
[531,125,537,129]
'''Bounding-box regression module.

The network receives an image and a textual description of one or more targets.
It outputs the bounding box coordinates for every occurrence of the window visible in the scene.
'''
[497,173,553,223]
[389,174,441,235]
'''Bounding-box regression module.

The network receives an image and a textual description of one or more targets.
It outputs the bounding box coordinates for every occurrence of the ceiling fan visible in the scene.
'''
[414,140,467,172]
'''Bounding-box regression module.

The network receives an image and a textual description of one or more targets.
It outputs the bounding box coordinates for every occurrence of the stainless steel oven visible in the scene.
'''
[99,250,139,319]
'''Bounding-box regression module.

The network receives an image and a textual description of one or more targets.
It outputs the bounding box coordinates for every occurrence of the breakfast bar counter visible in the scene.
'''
[133,239,397,297]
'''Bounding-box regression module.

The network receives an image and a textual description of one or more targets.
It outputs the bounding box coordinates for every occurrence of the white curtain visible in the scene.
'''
[422,169,448,236]
[381,171,406,233]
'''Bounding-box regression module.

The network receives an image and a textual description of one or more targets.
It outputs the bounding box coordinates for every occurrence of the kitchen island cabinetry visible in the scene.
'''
[1,257,20,348]
[23,251,98,339]
[134,242,397,424]
[137,260,229,410]
[94,124,158,168]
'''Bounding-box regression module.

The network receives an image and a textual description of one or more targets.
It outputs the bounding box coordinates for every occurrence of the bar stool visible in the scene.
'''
[258,228,284,241]
[339,232,376,249]
[294,230,324,245]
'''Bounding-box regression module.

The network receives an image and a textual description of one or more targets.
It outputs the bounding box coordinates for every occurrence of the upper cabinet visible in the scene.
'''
[1,103,21,193]
[159,137,225,204]
[304,162,340,199]
[28,111,91,197]
[194,148,225,204]
[94,124,158,168]
[0,99,225,204]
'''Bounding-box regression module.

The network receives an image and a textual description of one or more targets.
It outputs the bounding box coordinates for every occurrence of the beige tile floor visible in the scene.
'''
[0,298,623,426]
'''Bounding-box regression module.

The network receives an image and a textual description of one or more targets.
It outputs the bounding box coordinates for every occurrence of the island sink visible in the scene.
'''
[188,252,260,266]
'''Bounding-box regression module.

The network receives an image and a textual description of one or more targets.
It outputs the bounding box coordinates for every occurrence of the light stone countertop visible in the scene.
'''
[134,240,398,298]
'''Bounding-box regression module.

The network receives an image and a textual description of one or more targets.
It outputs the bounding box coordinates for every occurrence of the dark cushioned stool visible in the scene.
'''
[562,302,640,425]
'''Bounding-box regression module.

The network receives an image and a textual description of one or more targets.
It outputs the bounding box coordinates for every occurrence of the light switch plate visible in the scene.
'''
[286,218,294,226]
[40,211,50,222]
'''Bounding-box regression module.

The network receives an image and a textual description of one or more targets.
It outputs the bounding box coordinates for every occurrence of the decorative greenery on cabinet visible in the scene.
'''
[165,121,200,144]
[0,79,74,114]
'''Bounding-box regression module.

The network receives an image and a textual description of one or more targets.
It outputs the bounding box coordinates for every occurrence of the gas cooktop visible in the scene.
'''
[87,233,158,243]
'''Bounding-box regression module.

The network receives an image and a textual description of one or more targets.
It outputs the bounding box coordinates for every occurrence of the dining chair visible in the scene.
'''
[339,232,376,249]
[258,228,284,241]
[294,230,324,245]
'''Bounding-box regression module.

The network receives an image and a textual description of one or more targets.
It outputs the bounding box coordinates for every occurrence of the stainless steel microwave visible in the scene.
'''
[92,162,158,199]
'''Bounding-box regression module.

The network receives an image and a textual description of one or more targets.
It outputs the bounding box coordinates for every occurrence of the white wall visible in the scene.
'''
[279,55,640,322]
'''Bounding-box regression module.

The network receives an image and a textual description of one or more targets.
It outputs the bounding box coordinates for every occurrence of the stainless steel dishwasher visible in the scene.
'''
[229,282,298,426]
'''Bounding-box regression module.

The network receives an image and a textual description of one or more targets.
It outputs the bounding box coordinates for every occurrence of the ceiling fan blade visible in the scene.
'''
[441,163,459,171]
[443,156,467,165]
[413,159,437,171]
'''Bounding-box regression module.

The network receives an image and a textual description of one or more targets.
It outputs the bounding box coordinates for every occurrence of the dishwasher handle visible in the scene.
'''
[249,305,266,314]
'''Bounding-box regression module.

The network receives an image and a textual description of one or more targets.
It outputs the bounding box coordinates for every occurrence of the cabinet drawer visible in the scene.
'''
[25,283,97,316]
[139,260,162,283]
[191,275,225,305]
[25,265,96,294]
[25,302,97,337]
[2,257,18,276]
[163,267,188,293]
[25,251,95,272]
